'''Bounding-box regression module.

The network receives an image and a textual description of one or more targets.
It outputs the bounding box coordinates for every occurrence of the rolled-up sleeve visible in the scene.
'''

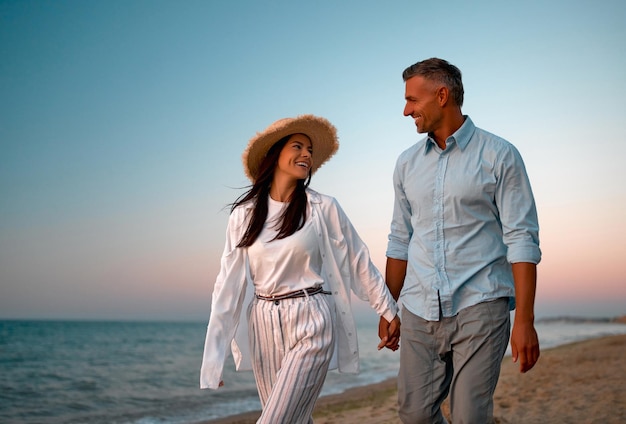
[496,144,541,264]
[386,155,412,261]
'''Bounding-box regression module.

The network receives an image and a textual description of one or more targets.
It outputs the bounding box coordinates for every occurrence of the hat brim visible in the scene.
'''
[242,114,339,181]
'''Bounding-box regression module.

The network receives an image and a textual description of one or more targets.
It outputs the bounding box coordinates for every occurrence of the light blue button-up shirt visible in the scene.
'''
[386,117,541,321]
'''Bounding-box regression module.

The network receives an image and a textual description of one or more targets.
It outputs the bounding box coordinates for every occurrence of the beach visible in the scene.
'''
[203,333,626,424]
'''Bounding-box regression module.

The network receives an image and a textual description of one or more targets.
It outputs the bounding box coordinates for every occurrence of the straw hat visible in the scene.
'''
[242,114,339,181]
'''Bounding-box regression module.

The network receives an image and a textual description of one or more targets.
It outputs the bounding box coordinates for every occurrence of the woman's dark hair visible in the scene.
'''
[231,134,311,247]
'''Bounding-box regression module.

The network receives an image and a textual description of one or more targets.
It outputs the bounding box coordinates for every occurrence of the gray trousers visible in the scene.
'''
[398,298,510,424]
[248,293,335,424]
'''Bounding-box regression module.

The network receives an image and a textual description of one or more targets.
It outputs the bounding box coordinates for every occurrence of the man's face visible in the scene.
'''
[403,76,443,134]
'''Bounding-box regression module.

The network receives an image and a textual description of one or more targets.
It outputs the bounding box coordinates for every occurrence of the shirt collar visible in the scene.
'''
[306,188,322,204]
[424,116,475,154]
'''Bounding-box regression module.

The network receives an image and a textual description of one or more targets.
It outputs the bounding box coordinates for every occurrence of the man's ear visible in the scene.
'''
[437,86,449,106]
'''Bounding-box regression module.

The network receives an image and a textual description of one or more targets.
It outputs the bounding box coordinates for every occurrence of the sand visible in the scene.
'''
[202,334,626,424]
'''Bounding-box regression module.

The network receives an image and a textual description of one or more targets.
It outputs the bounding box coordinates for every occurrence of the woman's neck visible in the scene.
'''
[269,176,297,202]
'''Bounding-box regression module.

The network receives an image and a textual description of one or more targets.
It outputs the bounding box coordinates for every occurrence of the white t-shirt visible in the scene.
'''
[247,196,323,297]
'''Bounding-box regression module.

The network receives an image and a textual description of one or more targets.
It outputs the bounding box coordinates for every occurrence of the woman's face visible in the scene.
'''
[275,133,313,181]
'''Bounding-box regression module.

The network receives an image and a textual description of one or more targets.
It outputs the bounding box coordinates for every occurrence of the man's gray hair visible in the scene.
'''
[402,58,464,107]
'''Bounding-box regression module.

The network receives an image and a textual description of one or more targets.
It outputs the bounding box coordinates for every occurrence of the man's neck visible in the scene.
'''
[432,112,465,150]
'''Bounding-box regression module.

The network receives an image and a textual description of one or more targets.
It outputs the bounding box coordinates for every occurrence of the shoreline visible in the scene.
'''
[200,333,626,424]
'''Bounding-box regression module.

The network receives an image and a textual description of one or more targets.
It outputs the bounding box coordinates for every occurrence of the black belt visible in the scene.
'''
[255,286,331,302]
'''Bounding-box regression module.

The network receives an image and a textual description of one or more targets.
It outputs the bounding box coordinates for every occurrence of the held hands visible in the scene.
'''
[378,315,401,351]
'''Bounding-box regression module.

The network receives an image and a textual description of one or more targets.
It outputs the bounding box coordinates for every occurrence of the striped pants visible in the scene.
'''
[248,293,335,424]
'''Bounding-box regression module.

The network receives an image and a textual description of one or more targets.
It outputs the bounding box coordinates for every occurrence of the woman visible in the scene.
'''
[200,114,400,423]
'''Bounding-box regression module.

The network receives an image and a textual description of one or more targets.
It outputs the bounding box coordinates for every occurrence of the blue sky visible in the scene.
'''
[1,0,625,320]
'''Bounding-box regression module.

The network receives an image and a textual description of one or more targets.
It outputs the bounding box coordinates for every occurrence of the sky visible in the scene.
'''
[1,0,625,321]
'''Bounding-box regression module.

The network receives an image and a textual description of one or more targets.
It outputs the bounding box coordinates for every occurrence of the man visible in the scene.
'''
[380,58,541,423]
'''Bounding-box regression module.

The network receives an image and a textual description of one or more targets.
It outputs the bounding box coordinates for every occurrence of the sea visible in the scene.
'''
[1,313,625,424]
